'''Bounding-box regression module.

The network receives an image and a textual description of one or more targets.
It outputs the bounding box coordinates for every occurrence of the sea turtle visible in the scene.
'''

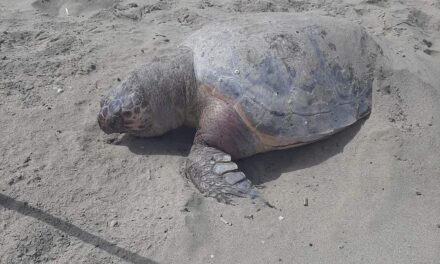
[98,14,381,203]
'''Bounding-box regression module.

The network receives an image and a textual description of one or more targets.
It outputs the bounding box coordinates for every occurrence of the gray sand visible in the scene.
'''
[1,0,440,263]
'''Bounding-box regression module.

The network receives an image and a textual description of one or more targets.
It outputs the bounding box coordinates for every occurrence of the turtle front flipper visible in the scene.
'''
[186,144,258,203]
[184,97,261,203]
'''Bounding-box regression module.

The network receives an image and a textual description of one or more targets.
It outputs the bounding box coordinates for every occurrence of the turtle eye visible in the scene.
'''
[122,111,132,118]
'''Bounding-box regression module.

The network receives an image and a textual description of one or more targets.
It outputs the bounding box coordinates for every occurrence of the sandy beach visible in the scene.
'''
[1,0,440,263]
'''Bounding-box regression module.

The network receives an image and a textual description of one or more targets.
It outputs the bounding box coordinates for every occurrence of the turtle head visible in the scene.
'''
[98,67,188,137]
[98,49,195,137]
[98,76,180,137]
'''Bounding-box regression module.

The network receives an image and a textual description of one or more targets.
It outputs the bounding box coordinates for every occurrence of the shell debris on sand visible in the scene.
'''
[109,220,119,227]
[244,214,254,220]
[304,198,309,206]
[219,214,232,226]
[53,86,64,94]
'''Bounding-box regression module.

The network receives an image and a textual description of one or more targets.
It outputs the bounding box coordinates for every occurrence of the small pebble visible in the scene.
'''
[423,49,433,55]
[278,216,284,221]
[264,201,276,209]
[303,198,309,206]
[210,254,214,259]
[244,214,254,220]
[339,245,344,249]
[416,191,422,196]
[219,215,232,226]
[422,39,433,48]
[109,220,119,227]
[57,88,64,94]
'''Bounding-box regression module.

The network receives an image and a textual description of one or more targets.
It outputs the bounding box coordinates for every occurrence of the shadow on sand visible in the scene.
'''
[119,120,364,185]
[240,120,364,184]
[0,193,159,264]
[119,126,196,157]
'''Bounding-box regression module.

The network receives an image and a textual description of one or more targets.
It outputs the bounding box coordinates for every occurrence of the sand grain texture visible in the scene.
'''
[1,0,440,263]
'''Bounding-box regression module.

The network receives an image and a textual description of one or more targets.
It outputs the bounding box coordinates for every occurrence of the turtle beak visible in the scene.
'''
[98,100,124,134]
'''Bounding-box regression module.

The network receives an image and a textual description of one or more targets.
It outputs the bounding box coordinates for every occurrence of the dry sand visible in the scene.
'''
[1,0,440,263]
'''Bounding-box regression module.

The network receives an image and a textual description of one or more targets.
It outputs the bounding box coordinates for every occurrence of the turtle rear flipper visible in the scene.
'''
[186,144,258,204]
